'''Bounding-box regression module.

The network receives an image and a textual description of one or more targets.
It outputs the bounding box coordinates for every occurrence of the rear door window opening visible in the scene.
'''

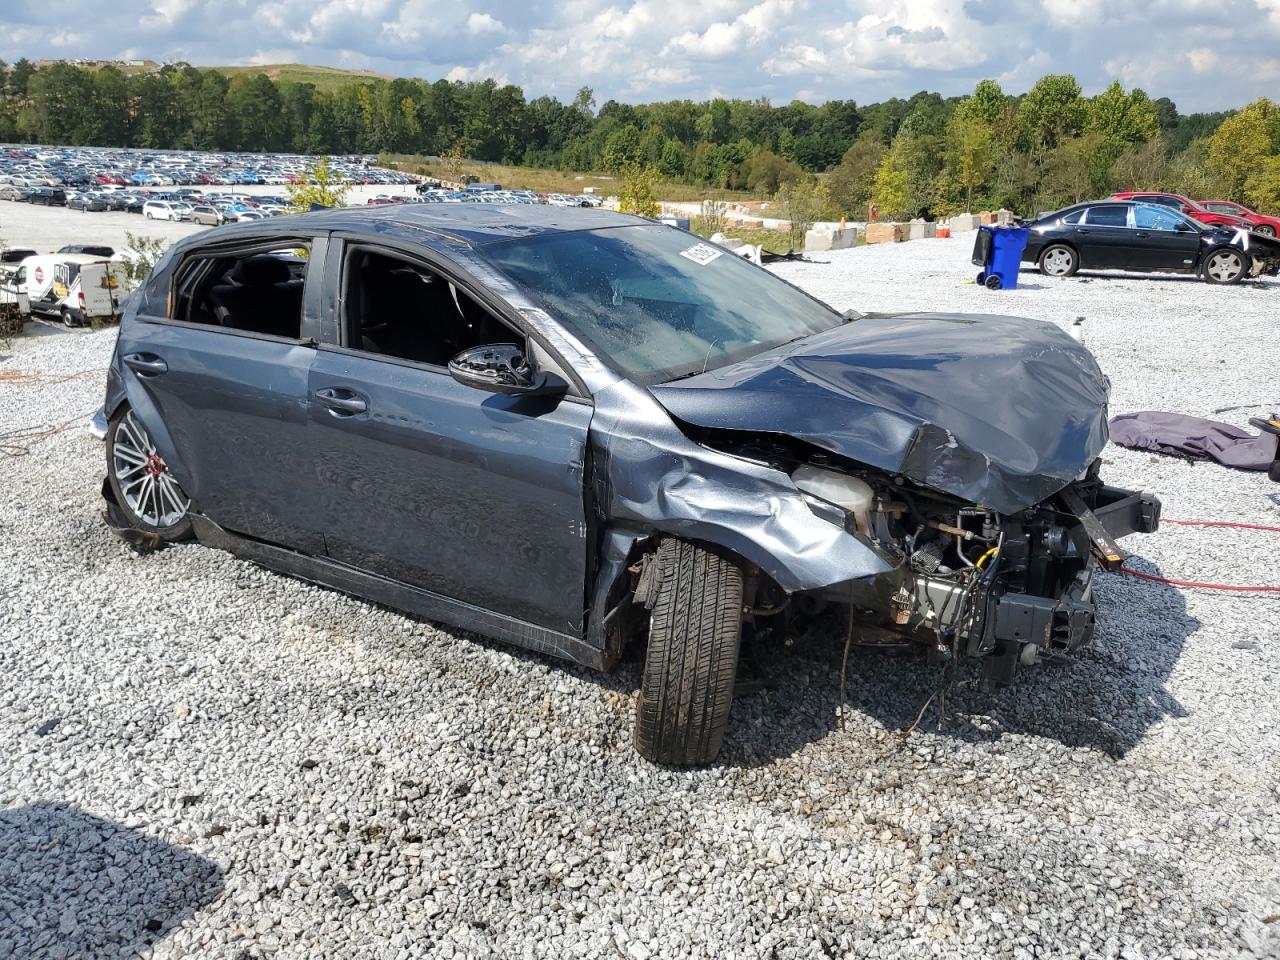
[171,241,310,340]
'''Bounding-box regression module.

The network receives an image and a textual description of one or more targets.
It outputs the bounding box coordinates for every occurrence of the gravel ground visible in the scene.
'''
[2,234,1279,959]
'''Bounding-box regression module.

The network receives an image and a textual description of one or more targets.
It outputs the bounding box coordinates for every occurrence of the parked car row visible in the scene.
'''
[1024,197,1280,284]
[371,188,604,208]
[1,181,293,224]
[0,145,417,189]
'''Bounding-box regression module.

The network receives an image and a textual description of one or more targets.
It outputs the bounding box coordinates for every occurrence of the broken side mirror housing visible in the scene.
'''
[448,343,567,397]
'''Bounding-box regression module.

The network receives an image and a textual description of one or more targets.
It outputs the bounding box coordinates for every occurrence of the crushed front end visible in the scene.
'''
[789,458,1160,683]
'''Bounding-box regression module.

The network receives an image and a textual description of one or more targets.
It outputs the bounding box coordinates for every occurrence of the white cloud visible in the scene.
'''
[466,12,504,34]
[663,0,795,59]
[1041,0,1105,28]
[1185,47,1216,72]
[141,0,197,28]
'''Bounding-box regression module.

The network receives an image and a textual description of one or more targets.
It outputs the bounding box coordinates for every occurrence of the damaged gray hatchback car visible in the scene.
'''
[102,205,1160,765]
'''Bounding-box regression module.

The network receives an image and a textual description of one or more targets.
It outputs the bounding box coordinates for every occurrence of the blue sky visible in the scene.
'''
[4,0,1279,112]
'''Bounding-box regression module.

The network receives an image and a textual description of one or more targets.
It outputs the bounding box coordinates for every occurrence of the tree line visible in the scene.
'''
[1,59,1277,218]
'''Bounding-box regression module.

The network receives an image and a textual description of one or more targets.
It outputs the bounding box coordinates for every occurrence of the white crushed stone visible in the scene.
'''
[1,232,1278,959]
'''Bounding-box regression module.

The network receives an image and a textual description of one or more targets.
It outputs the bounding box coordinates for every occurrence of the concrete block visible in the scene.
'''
[803,226,858,252]
[709,233,744,250]
[977,210,996,225]
[907,219,936,240]
[949,214,979,233]
[865,222,904,244]
[996,208,1016,225]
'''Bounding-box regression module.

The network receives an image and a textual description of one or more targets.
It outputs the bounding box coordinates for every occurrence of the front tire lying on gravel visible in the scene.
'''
[634,538,744,766]
[106,407,194,543]
[1201,247,1247,284]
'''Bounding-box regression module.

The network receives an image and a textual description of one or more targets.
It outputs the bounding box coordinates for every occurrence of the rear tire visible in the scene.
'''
[61,308,76,328]
[1039,244,1079,277]
[1201,247,1247,284]
[106,407,194,543]
[634,538,744,766]
[1256,224,1276,239]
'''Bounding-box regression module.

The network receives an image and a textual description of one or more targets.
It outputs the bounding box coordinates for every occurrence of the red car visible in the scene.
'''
[1196,200,1280,238]
[1110,192,1253,230]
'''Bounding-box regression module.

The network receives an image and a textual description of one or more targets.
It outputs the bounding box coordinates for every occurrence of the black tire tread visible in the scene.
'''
[634,538,743,765]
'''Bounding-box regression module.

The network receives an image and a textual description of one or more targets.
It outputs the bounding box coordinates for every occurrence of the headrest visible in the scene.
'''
[229,257,293,286]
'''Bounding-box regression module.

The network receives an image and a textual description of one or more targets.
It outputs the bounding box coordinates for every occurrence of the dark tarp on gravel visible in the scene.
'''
[1109,411,1280,470]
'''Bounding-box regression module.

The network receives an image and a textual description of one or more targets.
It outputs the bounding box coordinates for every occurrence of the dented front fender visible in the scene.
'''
[590,380,893,594]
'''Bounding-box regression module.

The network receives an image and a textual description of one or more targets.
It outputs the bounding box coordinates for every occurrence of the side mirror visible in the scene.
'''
[448,343,567,398]
[1175,221,1192,232]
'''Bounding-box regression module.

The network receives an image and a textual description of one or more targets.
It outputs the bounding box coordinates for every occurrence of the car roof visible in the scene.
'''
[179,203,644,251]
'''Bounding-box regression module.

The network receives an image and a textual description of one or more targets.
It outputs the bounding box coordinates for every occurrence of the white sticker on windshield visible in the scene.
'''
[679,242,724,266]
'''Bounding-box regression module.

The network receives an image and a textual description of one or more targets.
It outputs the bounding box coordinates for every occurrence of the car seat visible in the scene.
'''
[208,257,303,337]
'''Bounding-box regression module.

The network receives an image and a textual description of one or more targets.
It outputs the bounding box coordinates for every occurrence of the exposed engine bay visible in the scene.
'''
[694,431,1161,684]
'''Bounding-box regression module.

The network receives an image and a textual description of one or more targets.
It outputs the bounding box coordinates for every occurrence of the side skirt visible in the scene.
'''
[187,514,605,671]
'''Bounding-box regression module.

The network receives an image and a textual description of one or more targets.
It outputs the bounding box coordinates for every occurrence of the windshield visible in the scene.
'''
[484,225,845,384]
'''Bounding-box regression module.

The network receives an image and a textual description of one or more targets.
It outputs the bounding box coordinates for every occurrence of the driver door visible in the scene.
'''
[1130,205,1202,271]
[306,241,593,636]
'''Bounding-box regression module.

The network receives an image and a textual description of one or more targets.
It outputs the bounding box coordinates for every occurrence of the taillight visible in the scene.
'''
[78,291,86,308]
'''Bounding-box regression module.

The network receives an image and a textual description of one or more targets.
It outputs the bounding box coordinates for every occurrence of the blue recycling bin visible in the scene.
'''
[972,225,1029,290]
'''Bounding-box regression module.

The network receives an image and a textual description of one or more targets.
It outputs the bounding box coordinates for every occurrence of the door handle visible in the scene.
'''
[314,387,367,415]
[1135,231,1150,238]
[122,353,167,376]
[1075,228,1090,235]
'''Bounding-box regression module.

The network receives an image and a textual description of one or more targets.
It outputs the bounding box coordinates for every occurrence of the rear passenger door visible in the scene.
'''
[117,234,328,553]
[306,240,593,636]
[1075,204,1133,268]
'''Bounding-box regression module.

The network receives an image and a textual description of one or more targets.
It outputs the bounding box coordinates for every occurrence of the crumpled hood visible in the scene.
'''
[649,312,1110,514]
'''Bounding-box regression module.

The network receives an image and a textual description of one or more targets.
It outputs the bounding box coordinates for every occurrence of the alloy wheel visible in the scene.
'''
[1205,250,1244,283]
[1257,225,1276,238]
[1043,248,1074,276]
[112,411,190,528]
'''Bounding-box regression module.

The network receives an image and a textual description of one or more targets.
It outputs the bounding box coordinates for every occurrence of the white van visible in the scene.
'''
[15,254,124,326]
[143,200,191,221]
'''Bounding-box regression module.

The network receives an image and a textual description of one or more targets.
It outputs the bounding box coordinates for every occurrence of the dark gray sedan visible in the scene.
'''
[101,205,1158,764]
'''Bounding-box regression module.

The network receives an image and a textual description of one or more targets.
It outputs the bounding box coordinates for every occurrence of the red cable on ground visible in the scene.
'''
[1161,518,1280,534]
[1117,516,1280,593]
[1119,562,1280,593]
